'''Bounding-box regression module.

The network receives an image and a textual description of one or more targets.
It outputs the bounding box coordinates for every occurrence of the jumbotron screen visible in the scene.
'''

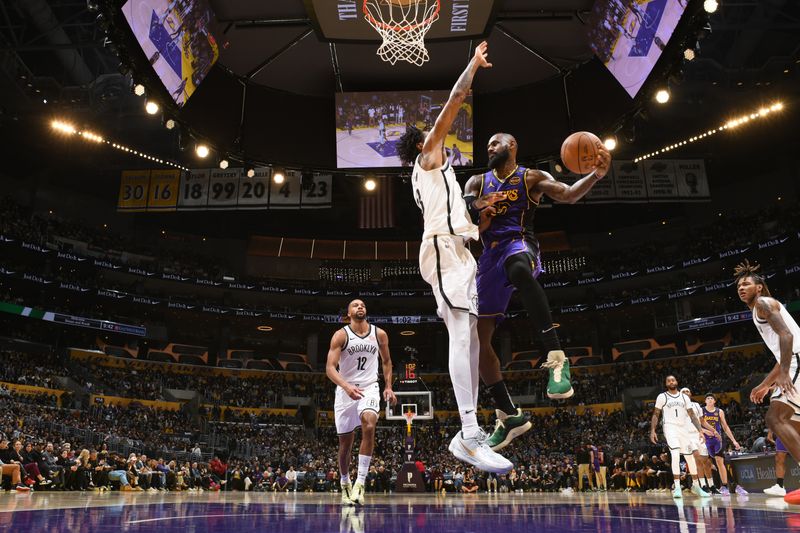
[335,90,474,169]
[588,0,688,98]
[122,0,219,107]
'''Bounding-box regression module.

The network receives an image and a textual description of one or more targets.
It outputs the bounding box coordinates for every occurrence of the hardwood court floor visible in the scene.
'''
[0,490,796,532]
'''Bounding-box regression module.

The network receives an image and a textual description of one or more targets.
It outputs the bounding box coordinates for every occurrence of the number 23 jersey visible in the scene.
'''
[338,324,380,386]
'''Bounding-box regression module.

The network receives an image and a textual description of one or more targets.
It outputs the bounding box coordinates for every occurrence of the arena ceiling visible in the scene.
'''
[0,1,798,190]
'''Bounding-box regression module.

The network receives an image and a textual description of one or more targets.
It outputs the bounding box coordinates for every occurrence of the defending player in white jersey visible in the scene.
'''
[396,41,511,474]
[680,387,721,494]
[650,375,714,499]
[326,299,397,505]
[737,260,800,504]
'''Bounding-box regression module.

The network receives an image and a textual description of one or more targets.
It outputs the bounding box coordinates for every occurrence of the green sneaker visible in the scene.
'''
[486,408,532,451]
[341,481,354,505]
[542,350,574,399]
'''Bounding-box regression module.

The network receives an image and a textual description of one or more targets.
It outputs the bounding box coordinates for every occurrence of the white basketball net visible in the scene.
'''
[363,0,441,66]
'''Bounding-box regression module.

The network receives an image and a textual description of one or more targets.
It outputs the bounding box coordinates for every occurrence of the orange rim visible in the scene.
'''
[363,0,441,32]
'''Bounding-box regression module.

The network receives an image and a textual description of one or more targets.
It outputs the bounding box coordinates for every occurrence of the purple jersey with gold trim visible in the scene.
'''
[476,166,543,318]
[479,166,539,249]
[702,407,723,434]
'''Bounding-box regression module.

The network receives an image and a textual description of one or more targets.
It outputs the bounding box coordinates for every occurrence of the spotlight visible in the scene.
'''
[165,119,176,130]
[219,159,229,169]
[655,89,670,104]
[603,137,617,151]
[145,100,159,115]
[133,84,145,96]
[51,120,77,134]
[273,172,285,184]
[684,48,695,61]
[703,0,718,13]
[364,178,377,191]
[246,168,255,178]
[195,144,210,158]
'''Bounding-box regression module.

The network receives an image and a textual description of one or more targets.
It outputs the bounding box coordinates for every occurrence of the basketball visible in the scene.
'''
[560,131,603,175]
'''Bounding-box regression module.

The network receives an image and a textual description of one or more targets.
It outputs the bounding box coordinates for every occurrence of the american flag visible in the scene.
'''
[358,177,395,229]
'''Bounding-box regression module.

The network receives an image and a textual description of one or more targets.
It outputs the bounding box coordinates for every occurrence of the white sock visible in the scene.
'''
[460,410,479,439]
[699,477,707,487]
[341,475,350,485]
[357,455,371,484]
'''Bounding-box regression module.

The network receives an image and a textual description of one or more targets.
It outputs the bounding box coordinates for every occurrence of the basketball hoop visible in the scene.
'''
[363,0,441,66]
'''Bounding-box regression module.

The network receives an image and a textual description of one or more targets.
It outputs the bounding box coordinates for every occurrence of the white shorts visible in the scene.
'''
[419,235,478,317]
[664,424,696,455]
[770,367,800,422]
[334,382,380,435]
[685,427,708,456]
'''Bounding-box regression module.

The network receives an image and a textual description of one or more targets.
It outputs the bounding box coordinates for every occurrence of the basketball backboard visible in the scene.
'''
[386,390,433,421]
[304,0,498,43]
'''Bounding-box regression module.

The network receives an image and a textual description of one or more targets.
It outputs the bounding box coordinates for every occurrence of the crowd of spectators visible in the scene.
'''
[0,386,766,495]
[0,341,774,414]
[2,195,797,291]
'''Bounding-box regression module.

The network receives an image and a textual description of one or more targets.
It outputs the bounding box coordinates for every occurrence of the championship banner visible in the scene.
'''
[611,161,647,200]
[147,169,180,211]
[584,169,616,203]
[117,170,150,211]
[643,160,678,200]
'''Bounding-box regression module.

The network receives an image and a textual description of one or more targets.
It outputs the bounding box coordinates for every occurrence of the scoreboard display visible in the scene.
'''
[118,169,332,212]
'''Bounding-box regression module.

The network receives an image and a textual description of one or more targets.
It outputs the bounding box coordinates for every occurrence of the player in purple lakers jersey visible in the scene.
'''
[765,430,788,496]
[463,133,610,450]
[703,394,745,495]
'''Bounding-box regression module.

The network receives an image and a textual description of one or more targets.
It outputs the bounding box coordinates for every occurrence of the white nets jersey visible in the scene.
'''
[412,154,478,242]
[753,300,800,376]
[338,324,380,386]
[655,391,691,427]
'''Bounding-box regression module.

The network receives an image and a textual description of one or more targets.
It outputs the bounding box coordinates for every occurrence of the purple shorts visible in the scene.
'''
[705,436,723,457]
[476,239,542,318]
[776,436,787,453]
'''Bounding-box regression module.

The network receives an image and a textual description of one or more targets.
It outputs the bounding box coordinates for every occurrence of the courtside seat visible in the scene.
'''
[218,359,243,369]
